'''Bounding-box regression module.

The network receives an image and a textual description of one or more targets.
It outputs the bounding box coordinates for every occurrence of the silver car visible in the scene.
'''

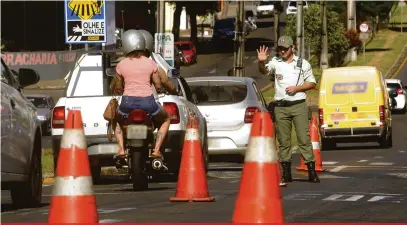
[25,94,54,135]
[1,58,43,207]
[185,76,269,155]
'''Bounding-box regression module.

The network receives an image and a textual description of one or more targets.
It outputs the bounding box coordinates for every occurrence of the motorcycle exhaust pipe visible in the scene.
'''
[152,158,163,170]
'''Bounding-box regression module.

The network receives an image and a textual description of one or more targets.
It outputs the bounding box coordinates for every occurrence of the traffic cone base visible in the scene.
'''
[48,110,99,223]
[170,117,215,202]
[233,112,284,223]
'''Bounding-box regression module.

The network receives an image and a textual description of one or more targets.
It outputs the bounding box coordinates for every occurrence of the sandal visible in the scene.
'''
[114,154,127,168]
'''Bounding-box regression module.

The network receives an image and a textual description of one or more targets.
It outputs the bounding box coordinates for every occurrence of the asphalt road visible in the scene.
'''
[8,16,407,223]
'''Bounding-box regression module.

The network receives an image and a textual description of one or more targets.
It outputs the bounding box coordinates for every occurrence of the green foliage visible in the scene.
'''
[284,3,349,65]
[356,1,394,21]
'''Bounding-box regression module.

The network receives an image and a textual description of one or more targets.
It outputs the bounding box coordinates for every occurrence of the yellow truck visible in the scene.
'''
[318,66,393,150]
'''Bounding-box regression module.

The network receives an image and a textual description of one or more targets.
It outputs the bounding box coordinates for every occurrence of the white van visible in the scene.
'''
[286,0,308,15]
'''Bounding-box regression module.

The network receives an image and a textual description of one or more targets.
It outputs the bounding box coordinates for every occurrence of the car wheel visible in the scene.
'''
[401,105,406,114]
[11,138,42,207]
[379,129,392,148]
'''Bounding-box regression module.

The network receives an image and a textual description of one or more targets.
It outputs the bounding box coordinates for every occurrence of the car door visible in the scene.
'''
[178,77,206,140]
[1,60,31,174]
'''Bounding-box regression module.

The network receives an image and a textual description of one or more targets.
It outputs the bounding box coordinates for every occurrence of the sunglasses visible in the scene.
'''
[278,46,291,52]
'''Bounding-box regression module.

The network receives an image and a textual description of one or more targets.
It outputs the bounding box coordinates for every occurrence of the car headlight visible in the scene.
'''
[37,115,47,121]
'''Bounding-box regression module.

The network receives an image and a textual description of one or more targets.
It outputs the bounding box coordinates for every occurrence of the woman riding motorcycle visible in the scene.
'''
[114,29,172,165]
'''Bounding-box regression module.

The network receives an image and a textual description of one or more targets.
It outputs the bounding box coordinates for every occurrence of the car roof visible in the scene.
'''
[385,79,401,83]
[185,76,254,84]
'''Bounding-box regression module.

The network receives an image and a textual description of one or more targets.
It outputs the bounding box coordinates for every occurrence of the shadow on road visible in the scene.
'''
[1,203,49,213]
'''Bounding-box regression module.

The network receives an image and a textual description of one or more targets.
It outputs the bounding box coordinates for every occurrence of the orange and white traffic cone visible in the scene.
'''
[232,111,284,223]
[169,115,215,202]
[296,115,326,172]
[48,110,99,223]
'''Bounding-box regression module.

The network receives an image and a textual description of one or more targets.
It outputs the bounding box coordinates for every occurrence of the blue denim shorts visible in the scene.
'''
[119,95,161,117]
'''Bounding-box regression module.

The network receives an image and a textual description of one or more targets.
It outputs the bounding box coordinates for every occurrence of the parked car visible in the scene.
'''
[256,0,275,18]
[185,76,269,156]
[25,94,54,135]
[286,0,308,15]
[175,41,197,65]
[1,57,43,207]
[386,78,407,113]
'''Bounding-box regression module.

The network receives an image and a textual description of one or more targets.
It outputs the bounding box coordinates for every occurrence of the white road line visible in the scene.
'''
[322,161,338,165]
[357,159,368,163]
[399,150,405,153]
[367,196,391,202]
[369,162,394,166]
[252,59,258,64]
[209,69,217,74]
[229,180,240,183]
[330,165,348,172]
[100,219,123,223]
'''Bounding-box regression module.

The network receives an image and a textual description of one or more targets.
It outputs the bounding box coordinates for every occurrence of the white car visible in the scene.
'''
[185,76,269,156]
[1,58,43,207]
[51,52,208,182]
[386,79,407,113]
[256,0,275,18]
[286,0,308,15]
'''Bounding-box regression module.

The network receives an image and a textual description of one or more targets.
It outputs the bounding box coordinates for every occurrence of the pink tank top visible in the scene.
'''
[116,56,158,97]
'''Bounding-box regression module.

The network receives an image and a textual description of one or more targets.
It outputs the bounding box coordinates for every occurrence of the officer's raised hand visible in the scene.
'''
[257,45,269,62]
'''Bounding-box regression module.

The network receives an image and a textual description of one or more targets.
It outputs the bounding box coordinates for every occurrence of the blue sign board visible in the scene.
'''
[64,0,106,44]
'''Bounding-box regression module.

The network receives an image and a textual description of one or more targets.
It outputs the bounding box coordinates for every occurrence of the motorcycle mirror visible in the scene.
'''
[105,68,116,77]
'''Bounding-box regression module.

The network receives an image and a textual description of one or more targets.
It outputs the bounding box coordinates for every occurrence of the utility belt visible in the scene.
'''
[274,99,306,107]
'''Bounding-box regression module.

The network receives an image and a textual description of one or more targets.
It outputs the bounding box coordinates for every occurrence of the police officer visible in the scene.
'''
[257,36,320,183]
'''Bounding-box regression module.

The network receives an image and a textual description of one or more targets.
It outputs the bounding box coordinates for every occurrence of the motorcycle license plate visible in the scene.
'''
[127,125,148,139]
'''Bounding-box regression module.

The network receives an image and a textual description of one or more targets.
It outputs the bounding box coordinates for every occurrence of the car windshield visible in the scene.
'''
[387,83,401,92]
[215,19,234,29]
[27,97,49,108]
[260,1,273,6]
[188,81,247,105]
[177,44,191,51]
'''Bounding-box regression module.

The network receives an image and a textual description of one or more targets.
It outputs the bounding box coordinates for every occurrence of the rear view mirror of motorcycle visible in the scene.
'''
[105,68,116,77]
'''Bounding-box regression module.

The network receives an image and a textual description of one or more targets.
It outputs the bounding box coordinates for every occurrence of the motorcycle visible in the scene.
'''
[105,68,172,191]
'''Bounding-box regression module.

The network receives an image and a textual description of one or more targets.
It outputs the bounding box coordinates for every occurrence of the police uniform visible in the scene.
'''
[262,35,320,183]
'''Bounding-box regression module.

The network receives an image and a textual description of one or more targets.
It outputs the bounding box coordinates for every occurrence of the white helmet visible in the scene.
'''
[138,29,154,52]
[121,29,146,55]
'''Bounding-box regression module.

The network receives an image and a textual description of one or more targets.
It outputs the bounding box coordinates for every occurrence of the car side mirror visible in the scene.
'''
[105,68,116,77]
[18,68,40,87]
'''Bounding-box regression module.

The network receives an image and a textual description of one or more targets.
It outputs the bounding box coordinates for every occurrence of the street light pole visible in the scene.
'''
[156,0,165,33]
[296,0,304,58]
[233,0,245,77]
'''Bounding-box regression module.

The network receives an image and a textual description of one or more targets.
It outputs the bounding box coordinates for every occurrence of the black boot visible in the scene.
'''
[306,162,320,183]
[280,162,293,183]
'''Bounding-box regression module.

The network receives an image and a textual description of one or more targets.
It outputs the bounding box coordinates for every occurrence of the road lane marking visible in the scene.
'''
[100,219,123,223]
[230,180,240,183]
[357,160,369,163]
[367,196,392,202]
[323,194,364,201]
[369,162,394,166]
[387,173,407,179]
[253,59,259,64]
[330,165,348,172]
[322,161,338,165]
[399,150,405,153]
[209,69,217,74]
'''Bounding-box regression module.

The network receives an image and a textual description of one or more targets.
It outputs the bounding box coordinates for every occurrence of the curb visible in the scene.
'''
[43,177,55,185]
[385,43,407,78]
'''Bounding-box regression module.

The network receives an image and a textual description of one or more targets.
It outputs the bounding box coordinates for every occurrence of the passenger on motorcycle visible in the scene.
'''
[114,29,174,164]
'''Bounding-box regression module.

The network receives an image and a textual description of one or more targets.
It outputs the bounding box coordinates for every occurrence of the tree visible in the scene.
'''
[356,1,394,35]
[284,3,349,67]
[169,1,219,43]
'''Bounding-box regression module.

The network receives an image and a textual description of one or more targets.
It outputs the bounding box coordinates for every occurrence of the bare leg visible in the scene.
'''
[151,109,170,157]
[114,122,126,155]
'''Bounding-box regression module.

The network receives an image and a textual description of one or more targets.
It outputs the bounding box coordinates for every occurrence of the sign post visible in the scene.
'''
[65,0,107,48]
[359,22,370,64]
[154,33,175,67]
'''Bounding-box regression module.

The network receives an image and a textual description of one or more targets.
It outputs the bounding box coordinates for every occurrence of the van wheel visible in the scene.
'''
[321,139,335,151]
[401,106,406,114]
[379,129,392,148]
